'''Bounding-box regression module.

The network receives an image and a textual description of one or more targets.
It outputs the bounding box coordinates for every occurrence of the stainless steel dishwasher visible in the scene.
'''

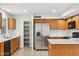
[4,40,11,56]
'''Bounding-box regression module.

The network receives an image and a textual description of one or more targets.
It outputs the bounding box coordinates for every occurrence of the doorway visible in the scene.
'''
[24,21,30,47]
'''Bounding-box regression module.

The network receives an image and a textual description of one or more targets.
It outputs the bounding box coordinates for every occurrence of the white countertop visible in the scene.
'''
[48,38,79,44]
[0,35,20,43]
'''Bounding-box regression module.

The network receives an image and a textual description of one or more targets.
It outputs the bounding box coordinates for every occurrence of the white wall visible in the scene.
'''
[15,15,32,48]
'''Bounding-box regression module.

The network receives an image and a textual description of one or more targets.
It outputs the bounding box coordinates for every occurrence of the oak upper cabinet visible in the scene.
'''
[49,19,58,30]
[0,13,2,29]
[72,16,79,29]
[8,18,16,30]
[66,15,79,30]
[0,43,4,56]
[33,19,48,23]
[12,19,16,29]
[57,20,66,30]
[66,18,72,29]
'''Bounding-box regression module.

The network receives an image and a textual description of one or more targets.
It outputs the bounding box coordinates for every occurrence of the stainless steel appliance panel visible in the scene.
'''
[34,23,49,50]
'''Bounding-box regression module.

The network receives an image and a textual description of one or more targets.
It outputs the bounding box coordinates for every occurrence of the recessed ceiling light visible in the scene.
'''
[24,9,27,12]
[7,9,11,12]
[52,9,56,13]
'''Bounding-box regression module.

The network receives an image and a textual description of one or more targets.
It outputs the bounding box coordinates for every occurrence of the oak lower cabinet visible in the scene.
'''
[0,36,20,56]
[48,44,79,56]
[0,43,4,56]
[11,36,20,55]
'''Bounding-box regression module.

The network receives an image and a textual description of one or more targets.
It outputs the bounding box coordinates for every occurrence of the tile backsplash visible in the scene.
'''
[5,30,17,37]
[49,30,79,37]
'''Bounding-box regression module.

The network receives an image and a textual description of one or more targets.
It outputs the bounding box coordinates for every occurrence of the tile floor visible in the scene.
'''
[12,47,48,56]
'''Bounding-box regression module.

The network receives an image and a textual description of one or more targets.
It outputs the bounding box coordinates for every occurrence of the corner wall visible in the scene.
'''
[15,15,33,48]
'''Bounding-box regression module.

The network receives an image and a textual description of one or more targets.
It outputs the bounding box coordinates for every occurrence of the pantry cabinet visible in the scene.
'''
[0,43,4,56]
[8,18,16,30]
[0,13,2,29]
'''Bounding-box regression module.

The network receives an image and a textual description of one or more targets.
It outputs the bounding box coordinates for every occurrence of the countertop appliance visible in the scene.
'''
[68,21,75,29]
[72,32,79,38]
[34,23,49,50]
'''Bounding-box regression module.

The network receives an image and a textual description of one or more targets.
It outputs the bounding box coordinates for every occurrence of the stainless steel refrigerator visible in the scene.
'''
[34,23,49,50]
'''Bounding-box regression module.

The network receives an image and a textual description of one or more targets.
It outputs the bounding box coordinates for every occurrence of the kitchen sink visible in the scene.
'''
[3,36,11,39]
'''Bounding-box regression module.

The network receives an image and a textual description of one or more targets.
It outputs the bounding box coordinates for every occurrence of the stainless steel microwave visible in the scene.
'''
[68,21,75,29]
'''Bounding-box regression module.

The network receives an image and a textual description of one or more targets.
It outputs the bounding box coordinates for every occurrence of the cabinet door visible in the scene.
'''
[8,18,16,30]
[17,37,20,48]
[0,13,2,29]
[57,20,66,30]
[11,39,14,54]
[11,37,20,55]
[8,18,13,30]
[0,43,4,56]
[66,16,79,30]
[49,19,58,30]
[34,19,47,23]
[75,16,79,29]
[66,18,72,29]
[12,19,16,30]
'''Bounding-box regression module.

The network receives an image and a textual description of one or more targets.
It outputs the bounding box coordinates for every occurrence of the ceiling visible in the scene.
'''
[0,3,79,18]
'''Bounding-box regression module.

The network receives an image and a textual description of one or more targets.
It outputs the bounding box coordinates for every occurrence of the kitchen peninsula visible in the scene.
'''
[0,35,20,56]
[48,39,79,56]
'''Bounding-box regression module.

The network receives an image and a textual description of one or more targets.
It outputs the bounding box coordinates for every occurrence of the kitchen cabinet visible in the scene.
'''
[33,19,48,23]
[57,20,66,30]
[48,44,79,56]
[49,19,66,30]
[34,19,67,30]
[66,18,72,29]
[8,18,16,30]
[11,36,20,55]
[72,16,79,29]
[66,15,79,30]
[49,19,58,30]
[0,13,2,29]
[12,19,16,29]
[0,42,4,56]
[0,36,20,56]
